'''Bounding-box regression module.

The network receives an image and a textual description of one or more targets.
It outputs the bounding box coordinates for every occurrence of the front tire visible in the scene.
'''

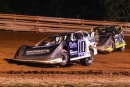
[80,50,94,66]
[60,49,69,66]
[111,43,115,52]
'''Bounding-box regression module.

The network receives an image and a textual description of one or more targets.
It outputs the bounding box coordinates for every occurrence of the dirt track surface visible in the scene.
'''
[0,31,130,85]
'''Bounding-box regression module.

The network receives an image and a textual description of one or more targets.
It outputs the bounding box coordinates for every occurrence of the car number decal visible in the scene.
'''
[78,40,86,57]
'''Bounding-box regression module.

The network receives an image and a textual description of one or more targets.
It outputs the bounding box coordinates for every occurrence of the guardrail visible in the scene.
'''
[0,13,130,36]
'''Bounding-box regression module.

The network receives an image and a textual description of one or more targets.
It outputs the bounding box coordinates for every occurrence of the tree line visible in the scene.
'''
[0,0,130,22]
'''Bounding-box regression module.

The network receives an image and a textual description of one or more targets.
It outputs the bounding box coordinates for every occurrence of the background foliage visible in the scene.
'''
[0,0,130,21]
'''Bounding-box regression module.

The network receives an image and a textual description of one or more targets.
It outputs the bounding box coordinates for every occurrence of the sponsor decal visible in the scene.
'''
[70,50,78,56]
[26,50,44,55]
[88,38,94,42]
[69,42,77,48]
[119,35,123,43]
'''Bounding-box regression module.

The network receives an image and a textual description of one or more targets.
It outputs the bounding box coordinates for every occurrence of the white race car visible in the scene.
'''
[14,30,97,66]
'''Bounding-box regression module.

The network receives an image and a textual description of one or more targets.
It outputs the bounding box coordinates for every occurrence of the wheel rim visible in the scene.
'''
[87,56,93,64]
[61,52,68,65]
[87,52,93,64]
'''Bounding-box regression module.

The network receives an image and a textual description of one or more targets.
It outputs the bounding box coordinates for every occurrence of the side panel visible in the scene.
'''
[68,40,78,58]
[68,39,87,59]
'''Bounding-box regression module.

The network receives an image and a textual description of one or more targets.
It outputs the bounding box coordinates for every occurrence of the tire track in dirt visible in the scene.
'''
[1,70,130,76]
[0,31,130,76]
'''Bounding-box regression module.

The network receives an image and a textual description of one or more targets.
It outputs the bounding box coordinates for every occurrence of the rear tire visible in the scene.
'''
[80,50,94,66]
[60,49,69,66]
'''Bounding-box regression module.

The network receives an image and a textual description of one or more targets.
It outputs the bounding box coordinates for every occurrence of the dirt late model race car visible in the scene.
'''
[91,26,126,53]
[13,30,97,66]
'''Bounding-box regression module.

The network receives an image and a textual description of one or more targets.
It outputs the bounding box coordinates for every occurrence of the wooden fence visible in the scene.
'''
[0,13,130,36]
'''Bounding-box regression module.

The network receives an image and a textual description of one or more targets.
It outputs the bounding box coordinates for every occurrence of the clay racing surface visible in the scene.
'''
[0,31,130,85]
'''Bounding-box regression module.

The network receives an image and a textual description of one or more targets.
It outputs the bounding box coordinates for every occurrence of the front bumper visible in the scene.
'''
[97,46,112,53]
[13,57,62,64]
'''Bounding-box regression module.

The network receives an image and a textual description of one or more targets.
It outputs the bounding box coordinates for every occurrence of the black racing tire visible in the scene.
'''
[120,46,125,52]
[80,50,94,66]
[60,49,69,66]
[111,43,115,52]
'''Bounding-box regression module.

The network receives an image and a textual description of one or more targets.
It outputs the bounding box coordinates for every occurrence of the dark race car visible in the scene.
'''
[13,31,97,66]
[91,26,126,53]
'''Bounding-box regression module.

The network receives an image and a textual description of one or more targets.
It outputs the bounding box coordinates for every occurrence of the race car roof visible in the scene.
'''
[93,26,116,31]
[93,26,118,34]
[48,33,69,38]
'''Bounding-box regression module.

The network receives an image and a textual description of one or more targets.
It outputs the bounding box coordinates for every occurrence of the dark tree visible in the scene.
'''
[58,0,105,20]
[100,0,130,21]
[0,0,13,13]
[0,0,130,21]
